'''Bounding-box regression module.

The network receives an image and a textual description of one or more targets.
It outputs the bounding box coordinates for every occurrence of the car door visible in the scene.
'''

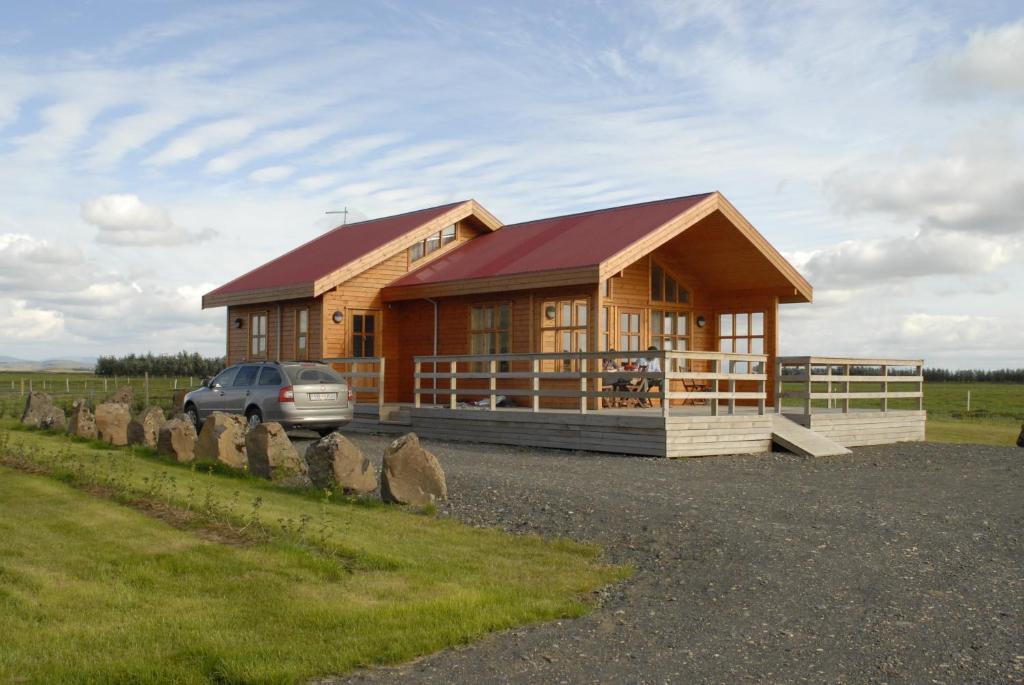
[199,366,241,417]
[224,364,261,414]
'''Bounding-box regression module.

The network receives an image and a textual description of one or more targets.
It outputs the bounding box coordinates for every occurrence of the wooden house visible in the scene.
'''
[203,192,925,457]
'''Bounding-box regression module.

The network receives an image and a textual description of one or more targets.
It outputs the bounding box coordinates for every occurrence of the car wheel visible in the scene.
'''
[245,407,263,429]
[184,403,200,430]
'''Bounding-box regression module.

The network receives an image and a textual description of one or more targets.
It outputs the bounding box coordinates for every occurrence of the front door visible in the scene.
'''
[350,310,380,399]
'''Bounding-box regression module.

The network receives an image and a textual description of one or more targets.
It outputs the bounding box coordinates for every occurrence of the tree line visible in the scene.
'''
[94,351,226,378]
[922,368,1024,383]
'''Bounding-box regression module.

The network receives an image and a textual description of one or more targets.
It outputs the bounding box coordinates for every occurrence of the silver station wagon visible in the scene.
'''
[182,361,353,435]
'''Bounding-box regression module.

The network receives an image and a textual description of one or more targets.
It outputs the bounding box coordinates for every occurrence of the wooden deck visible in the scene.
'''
[333,352,926,458]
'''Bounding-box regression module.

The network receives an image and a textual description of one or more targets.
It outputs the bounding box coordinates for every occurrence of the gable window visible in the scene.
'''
[470,303,511,371]
[650,261,690,305]
[718,312,765,373]
[295,309,309,360]
[409,224,457,262]
[250,313,268,358]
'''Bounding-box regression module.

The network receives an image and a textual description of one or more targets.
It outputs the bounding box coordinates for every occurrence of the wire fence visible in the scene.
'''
[0,373,203,419]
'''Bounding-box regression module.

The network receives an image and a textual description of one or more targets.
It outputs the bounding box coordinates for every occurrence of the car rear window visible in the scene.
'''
[257,367,282,386]
[233,365,261,387]
[284,364,344,385]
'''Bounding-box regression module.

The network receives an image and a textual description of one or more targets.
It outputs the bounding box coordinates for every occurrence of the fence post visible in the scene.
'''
[145,372,149,407]
[804,362,812,416]
[489,359,497,411]
[826,365,833,409]
[414,361,421,408]
[579,357,588,414]
[65,377,70,392]
[532,358,540,412]
[842,364,850,414]
[918,363,924,412]
[710,357,719,417]
[880,364,888,413]
[449,361,457,410]
[378,357,386,410]
[20,378,24,397]
[661,364,670,418]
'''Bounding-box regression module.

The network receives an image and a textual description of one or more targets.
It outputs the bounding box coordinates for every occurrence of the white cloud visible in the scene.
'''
[792,228,1018,289]
[145,118,257,166]
[80,194,217,246]
[248,165,294,183]
[942,20,1024,96]
[0,300,64,340]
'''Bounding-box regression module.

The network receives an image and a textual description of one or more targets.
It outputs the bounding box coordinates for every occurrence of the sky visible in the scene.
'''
[1,0,1021,368]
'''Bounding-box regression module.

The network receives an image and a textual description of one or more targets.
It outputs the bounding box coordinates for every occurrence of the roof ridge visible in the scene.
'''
[505,192,715,228]
[328,199,469,230]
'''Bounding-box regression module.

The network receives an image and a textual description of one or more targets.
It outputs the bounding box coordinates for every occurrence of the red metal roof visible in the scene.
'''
[387,193,713,288]
[205,201,467,297]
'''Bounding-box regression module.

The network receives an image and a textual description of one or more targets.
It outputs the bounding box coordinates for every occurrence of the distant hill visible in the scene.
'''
[0,357,95,372]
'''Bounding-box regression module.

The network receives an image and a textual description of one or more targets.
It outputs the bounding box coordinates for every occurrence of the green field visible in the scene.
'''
[0,422,627,683]
[2,371,1021,447]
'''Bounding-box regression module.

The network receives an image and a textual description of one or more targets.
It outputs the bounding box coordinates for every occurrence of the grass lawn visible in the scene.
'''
[0,422,628,684]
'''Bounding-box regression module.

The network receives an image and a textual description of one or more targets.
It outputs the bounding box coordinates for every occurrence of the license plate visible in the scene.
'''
[308,392,337,401]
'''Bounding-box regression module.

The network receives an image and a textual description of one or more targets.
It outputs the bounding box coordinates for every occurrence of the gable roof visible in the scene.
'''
[383,192,811,303]
[202,200,501,308]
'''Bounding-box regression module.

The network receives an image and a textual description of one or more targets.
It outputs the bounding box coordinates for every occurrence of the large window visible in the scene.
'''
[650,261,690,305]
[541,298,589,370]
[295,309,309,360]
[718,312,765,372]
[250,313,268,358]
[618,310,640,353]
[409,224,457,262]
[652,310,688,351]
[470,303,511,371]
[351,313,376,357]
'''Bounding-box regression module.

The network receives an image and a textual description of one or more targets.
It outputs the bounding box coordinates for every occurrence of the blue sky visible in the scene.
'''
[1,0,1022,367]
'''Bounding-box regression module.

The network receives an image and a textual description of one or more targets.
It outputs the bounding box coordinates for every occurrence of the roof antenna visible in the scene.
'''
[325,206,349,224]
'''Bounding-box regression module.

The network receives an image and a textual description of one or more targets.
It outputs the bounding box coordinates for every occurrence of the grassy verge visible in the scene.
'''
[926,419,1020,446]
[0,421,628,684]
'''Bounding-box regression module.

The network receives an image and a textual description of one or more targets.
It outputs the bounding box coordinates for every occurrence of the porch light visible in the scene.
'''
[332,310,343,324]
[233,317,243,329]
[696,315,706,328]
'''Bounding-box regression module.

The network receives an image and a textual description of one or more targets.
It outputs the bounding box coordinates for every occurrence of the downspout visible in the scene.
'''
[425,298,439,405]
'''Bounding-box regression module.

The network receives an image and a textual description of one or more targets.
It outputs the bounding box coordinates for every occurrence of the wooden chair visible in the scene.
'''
[682,378,709,405]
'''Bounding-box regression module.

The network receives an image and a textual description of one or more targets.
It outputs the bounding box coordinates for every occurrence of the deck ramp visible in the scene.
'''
[771,414,852,457]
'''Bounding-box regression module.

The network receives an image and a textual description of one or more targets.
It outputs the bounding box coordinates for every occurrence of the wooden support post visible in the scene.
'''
[728,375,736,416]
[842,364,850,414]
[804,363,812,416]
[489,359,497,411]
[378,357,386,410]
[414,361,421,408]
[449,361,457,410]
[20,378,24,397]
[826,365,833,409]
[710,358,719,417]
[880,364,888,413]
[757,374,766,416]
[917,364,924,411]
[65,377,70,392]
[661,370,670,418]
[531,358,540,412]
[145,372,149,407]
[579,358,588,414]
[774,359,783,413]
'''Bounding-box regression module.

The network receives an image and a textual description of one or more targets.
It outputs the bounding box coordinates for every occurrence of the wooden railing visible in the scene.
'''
[775,356,923,414]
[413,351,768,417]
[322,357,385,408]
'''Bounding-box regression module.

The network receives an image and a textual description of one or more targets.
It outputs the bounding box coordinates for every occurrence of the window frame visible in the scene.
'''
[409,223,458,263]
[294,308,309,360]
[350,311,378,358]
[649,259,691,306]
[717,311,766,373]
[250,312,268,359]
[469,302,512,372]
[651,309,690,352]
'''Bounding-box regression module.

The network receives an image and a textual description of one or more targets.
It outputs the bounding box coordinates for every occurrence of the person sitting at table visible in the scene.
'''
[603,349,632,406]
[638,346,663,406]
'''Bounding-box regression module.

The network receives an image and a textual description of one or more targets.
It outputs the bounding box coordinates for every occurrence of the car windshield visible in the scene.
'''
[284,364,345,385]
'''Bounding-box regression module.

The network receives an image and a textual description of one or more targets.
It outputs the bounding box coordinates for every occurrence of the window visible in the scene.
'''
[652,310,688,351]
[351,313,376,357]
[295,309,309,360]
[650,261,689,305]
[718,312,765,373]
[618,310,640,353]
[470,303,511,371]
[233,365,261,386]
[257,366,282,386]
[601,279,612,298]
[410,224,457,262]
[600,305,611,351]
[541,298,589,370]
[211,366,240,388]
[250,313,268,358]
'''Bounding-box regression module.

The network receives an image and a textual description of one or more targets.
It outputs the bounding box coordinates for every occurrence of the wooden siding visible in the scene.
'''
[225,298,322,365]
[785,411,926,447]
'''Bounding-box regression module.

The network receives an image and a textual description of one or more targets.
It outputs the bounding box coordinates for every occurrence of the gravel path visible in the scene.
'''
[321,435,1023,684]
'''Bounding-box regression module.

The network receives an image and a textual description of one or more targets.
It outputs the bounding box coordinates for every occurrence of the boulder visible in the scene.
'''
[1017,423,1024,448]
[157,418,198,463]
[245,422,309,486]
[306,433,377,494]
[195,412,248,469]
[127,406,165,448]
[171,389,191,413]
[67,399,97,439]
[106,386,134,407]
[21,392,67,431]
[95,402,131,446]
[380,433,446,506]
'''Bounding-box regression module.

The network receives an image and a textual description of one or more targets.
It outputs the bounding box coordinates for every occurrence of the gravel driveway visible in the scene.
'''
[320,435,1023,684]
